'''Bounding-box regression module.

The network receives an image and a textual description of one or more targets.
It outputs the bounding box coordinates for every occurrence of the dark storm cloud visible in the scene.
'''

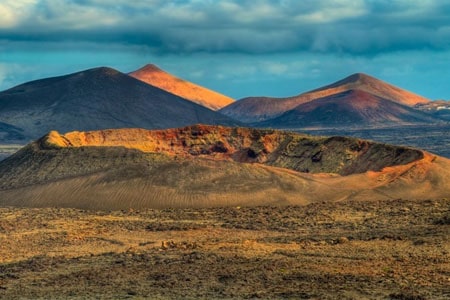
[1,0,450,55]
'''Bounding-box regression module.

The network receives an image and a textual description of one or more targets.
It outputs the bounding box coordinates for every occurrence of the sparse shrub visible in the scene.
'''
[434,214,450,225]
[389,292,427,300]
[145,222,206,231]
[336,236,349,244]
[160,240,199,250]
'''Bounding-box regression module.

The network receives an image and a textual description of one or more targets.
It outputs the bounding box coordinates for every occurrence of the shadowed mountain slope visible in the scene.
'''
[220,73,431,123]
[129,64,234,110]
[0,125,448,210]
[257,90,439,129]
[0,67,238,143]
[0,121,25,142]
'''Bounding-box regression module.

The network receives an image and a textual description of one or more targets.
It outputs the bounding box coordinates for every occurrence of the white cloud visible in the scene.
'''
[0,0,37,28]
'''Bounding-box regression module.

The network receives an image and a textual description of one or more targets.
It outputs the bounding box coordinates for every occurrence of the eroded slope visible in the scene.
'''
[40,125,423,176]
[0,125,448,210]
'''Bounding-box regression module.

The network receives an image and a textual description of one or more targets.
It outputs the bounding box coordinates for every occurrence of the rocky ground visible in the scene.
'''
[0,198,449,299]
[303,124,450,159]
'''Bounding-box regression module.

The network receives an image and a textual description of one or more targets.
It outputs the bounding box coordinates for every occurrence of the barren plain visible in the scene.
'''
[0,199,449,299]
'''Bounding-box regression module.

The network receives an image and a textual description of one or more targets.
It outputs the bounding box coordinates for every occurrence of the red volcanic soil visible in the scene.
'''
[40,124,425,175]
[258,89,438,128]
[310,73,430,107]
[129,64,234,110]
[220,73,431,123]
[0,125,448,210]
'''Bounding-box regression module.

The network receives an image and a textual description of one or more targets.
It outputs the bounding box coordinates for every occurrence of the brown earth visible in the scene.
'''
[0,199,448,299]
[311,73,430,106]
[220,73,431,123]
[257,90,438,129]
[0,125,449,210]
[40,125,424,175]
[129,64,234,110]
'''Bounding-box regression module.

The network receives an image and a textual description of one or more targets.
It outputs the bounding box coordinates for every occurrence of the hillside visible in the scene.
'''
[310,73,430,106]
[415,100,450,120]
[257,90,438,129]
[0,67,238,143]
[0,125,448,210]
[129,64,234,110]
[0,121,25,142]
[220,73,432,123]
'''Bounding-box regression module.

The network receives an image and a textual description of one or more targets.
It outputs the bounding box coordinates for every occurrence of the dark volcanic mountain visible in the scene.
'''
[0,67,238,143]
[257,90,439,129]
[220,73,432,123]
[0,121,25,142]
[129,64,234,110]
[1,125,449,210]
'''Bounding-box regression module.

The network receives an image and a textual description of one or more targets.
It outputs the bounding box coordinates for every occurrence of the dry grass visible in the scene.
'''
[0,199,449,299]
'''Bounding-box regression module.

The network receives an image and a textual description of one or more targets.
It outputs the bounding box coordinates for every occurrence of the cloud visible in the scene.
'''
[0,0,450,56]
[0,0,37,28]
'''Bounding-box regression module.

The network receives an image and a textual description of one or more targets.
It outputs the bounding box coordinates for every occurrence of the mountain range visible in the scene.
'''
[0,65,447,146]
[0,64,449,209]
[0,66,237,144]
[1,125,448,210]
[219,73,442,127]
[256,89,439,129]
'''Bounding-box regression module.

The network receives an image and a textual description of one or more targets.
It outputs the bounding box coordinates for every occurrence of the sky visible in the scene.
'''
[0,0,449,100]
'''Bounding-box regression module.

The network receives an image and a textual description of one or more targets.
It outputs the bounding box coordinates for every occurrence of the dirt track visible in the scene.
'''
[0,199,449,299]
